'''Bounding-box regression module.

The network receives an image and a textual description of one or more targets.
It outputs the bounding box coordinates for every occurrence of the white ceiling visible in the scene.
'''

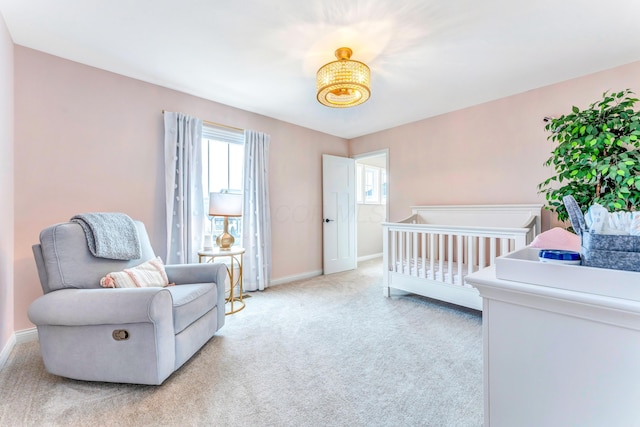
[2,0,640,139]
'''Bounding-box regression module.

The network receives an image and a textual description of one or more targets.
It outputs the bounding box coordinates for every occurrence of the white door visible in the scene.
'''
[322,154,356,274]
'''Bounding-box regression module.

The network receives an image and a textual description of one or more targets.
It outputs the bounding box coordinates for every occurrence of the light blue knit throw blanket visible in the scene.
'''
[70,213,141,260]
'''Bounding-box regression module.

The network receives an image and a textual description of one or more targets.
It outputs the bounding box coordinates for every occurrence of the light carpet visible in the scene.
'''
[0,259,483,427]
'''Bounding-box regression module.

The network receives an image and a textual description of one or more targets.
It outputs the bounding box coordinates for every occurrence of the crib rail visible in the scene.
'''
[382,205,541,310]
[382,221,532,288]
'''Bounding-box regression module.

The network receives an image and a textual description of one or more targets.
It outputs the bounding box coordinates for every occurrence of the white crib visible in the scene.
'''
[382,204,542,311]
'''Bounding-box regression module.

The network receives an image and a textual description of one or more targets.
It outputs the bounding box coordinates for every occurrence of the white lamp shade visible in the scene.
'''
[209,192,243,217]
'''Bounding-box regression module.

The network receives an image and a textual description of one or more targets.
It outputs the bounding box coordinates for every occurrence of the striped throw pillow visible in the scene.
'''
[100,257,173,288]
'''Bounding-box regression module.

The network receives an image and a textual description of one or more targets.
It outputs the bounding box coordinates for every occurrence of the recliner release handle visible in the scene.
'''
[112,330,130,341]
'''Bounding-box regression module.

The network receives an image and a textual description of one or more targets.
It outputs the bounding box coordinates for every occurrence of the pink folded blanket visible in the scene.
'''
[529,227,581,252]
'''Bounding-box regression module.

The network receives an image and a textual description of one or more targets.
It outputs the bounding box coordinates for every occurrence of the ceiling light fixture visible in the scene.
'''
[316,47,371,108]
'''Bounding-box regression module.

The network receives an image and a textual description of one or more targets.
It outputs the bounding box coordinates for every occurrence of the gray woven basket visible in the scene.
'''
[563,195,640,272]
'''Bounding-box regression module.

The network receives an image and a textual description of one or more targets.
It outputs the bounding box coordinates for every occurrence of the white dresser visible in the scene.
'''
[466,251,640,427]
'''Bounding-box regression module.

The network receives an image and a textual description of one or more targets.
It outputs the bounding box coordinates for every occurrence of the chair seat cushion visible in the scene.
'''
[167,283,218,334]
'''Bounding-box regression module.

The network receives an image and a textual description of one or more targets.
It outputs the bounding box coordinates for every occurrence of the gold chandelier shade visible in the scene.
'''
[316,47,371,108]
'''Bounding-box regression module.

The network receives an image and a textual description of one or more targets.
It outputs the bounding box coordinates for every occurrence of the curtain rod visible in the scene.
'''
[162,110,244,132]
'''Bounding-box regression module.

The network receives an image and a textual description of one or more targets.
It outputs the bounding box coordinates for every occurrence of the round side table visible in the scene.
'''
[198,247,246,315]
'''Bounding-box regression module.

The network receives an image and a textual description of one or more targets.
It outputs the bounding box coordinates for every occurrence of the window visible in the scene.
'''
[381,170,387,200]
[202,125,244,245]
[364,167,379,203]
[356,163,386,205]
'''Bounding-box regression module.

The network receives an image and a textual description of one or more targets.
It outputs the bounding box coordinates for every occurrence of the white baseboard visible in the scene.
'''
[270,269,323,286]
[358,253,383,262]
[16,327,38,344]
[0,333,16,370]
[269,259,380,287]
[0,328,38,371]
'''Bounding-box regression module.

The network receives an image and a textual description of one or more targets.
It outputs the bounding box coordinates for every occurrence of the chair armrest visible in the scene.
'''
[165,263,227,287]
[166,263,228,331]
[28,287,172,326]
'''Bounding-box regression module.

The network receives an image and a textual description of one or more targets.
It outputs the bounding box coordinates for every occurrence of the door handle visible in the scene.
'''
[324,218,334,223]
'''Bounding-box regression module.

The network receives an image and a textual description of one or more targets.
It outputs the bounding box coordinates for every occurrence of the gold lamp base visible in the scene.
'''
[216,217,235,250]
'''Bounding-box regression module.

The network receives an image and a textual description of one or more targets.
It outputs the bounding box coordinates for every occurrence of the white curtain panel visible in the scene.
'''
[163,112,204,264]
[242,130,272,291]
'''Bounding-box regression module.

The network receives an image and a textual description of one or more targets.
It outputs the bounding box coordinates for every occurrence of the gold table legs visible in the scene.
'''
[197,248,246,315]
[224,253,244,315]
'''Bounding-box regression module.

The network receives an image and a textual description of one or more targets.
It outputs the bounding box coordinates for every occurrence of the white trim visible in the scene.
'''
[352,148,389,160]
[358,253,382,262]
[16,327,38,343]
[202,124,243,144]
[0,334,16,370]
[1,328,39,370]
[270,270,323,286]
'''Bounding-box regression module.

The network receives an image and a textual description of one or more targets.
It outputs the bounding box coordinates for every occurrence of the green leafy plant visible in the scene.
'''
[538,89,640,222]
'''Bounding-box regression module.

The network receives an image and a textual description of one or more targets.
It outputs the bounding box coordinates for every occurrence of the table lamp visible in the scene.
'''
[209,192,243,250]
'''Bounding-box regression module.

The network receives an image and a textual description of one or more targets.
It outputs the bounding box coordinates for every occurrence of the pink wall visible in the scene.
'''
[11,44,640,333]
[0,13,14,351]
[349,60,640,230]
[13,47,347,331]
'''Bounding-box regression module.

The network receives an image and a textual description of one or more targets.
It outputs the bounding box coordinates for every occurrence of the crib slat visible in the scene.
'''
[399,231,404,273]
[398,231,403,272]
[490,237,496,266]
[457,235,463,285]
[407,232,412,272]
[405,231,410,273]
[447,234,453,284]
[421,233,426,278]
[413,232,418,277]
[391,230,397,272]
[479,237,486,269]
[468,235,474,278]
[438,233,444,281]
[500,238,509,256]
[406,231,411,273]
[430,233,435,279]
[407,231,412,273]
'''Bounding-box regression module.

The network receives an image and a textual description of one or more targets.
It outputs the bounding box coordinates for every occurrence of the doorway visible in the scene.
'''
[353,150,389,263]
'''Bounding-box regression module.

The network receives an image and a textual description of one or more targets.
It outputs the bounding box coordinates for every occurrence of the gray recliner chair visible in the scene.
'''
[29,220,227,385]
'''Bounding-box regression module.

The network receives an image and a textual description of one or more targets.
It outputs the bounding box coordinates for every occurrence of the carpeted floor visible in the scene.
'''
[0,259,483,427]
